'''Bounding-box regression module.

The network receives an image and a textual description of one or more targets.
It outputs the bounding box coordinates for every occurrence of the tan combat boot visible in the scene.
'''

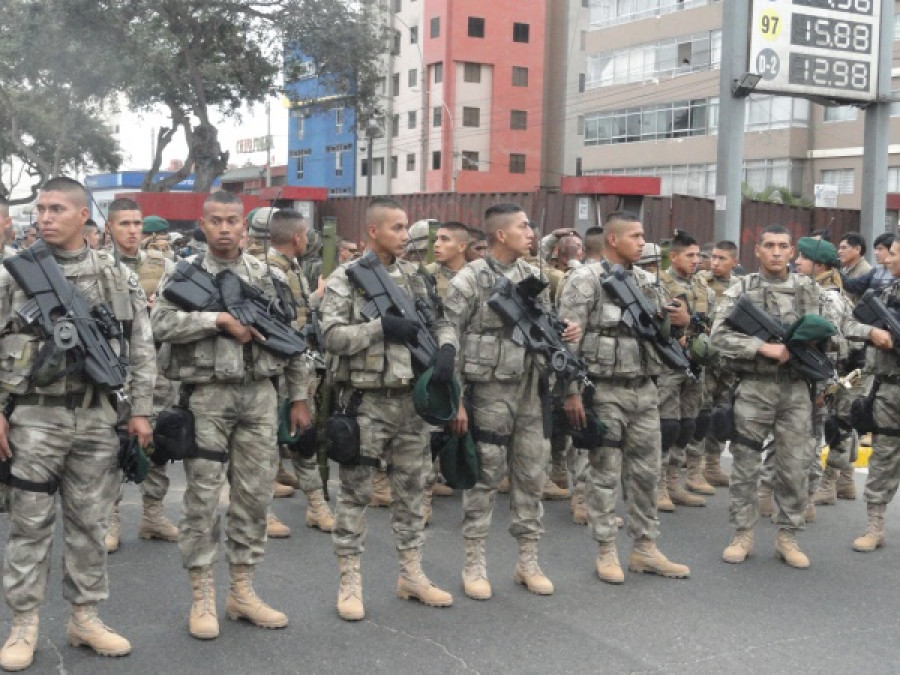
[775,529,810,569]
[139,498,179,542]
[853,503,886,552]
[462,539,491,600]
[369,471,392,507]
[837,467,857,500]
[336,555,365,621]
[656,471,675,513]
[571,483,588,525]
[0,610,38,672]
[812,466,838,505]
[266,512,291,538]
[722,528,754,564]
[105,503,120,554]
[497,475,510,494]
[275,463,299,489]
[225,564,288,629]
[305,489,334,532]
[513,539,554,595]
[549,463,569,492]
[423,487,433,527]
[703,452,730,487]
[685,456,716,495]
[595,542,624,584]
[628,538,690,578]
[66,604,131,657]
[188,567,218,640]
[758,482,775,518]
[666,466,706,507]
[396,548,453,607]
[432,482,454,497]
[273,481,294,499]
[542,478,570,500]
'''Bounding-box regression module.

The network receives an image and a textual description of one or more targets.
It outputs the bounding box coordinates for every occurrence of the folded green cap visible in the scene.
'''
[786,314,837,343]
[142,215,169,234]
[797,237,839,267]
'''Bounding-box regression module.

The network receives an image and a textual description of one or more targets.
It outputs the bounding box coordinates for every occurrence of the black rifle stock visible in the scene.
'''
[725,295,835,382]
[601,265,694,377]
[853,289,900,357]
[345,250,437,370]
[3,240,128,391]
[162,260,307,358]
[487,275,587,384]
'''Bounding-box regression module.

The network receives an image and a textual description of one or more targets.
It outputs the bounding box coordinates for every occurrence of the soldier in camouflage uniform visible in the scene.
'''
[321,197,452,621]
[252,209,334,535]
[436,203,582,600]
[102,199,179,553]
[0,178,156,670]
[558,212,691,584]
[656,232,715,510]
[0,198,16,262]
[711,226,843,569]
[152,191,313,640]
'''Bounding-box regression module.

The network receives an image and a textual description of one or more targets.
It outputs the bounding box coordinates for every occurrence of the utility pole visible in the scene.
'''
[713,0,750,244]
[860,0,895,254]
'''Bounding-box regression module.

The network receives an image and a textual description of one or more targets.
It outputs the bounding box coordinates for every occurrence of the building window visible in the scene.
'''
[590,0,722,29]
[433,107,442,127]
[335,152,343,177]
[295,157,304,180]
[434,62,443,84]
[408,68,417,88]
[335,108,344,134]
[512,67,529,87]
[509,153,526,174]
[463,107,480,127]
[392,114,400,136]
[510,110,527,130]
[392,0,401,12]
[391,156,398,179]
[820,169,855,195]
[468,17,485,38]
[408,111,417,129]
[432,151,441,170]
[462,151,480,171]
[824,106,859,122]
[431,16,440,38]
[888,167,900,192]
[296,115,305,140]
[392,73,400,96]
[513,23,530,43]
[392,29,401,55]
[406,153,416,171]
[410,25,418,44]
[361,158,385,177]
[463,63,481,83]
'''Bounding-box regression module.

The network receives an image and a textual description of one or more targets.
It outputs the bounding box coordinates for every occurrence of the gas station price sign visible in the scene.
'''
[749,0,881,102]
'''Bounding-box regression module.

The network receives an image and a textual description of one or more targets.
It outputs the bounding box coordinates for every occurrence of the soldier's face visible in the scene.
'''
[610,221,645,263]
[368,208,409,259]
[497,212,533,258]
[794,253,815,277]
[434,228,467,264]
[710,248,736,278]
[888,241,900,278]
[294,222,308,256]
[466,239,487,261]
[35,190,89,250]
[201,202,244,258]
[108,209,143,256]
[670,245,700,277]
[755,233,793,275]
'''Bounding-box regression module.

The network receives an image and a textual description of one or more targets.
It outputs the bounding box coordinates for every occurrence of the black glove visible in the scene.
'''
[432,344,456,384]
[381,315,419,343]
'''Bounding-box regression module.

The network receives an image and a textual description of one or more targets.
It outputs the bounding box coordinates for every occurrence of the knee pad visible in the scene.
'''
[660,419,680,452]
[676,418,696,448]
[693,409,711,441]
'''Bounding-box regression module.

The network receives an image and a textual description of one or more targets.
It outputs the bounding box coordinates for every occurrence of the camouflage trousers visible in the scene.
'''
[658,369,703,467]
[3,403,119,613]
[864,381,900,505]
[462,369,550,542]
[332,389,429,556]
[729,377,815,531]
[289,452,325,495]
[115,463,170,505]
[586,377,661,543]
[180,380,279,569]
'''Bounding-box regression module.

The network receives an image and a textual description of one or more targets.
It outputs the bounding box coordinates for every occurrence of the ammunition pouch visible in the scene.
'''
[660,419,680,452]
[850,379,879,435]
[709,402,734,443]
[325,390,379,467]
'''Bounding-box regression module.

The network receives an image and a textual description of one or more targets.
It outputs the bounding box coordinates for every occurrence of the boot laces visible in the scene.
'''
[9,614,35,645]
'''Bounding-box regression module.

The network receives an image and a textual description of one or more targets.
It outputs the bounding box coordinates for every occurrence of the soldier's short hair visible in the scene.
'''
[269,209,306,246]
[584,227,604,256]
[107,197,141,222]
[365,197,405,226]
[484,203,525,243]
[438,221,470,240]
[204,190,243,209]
[467,227,486,242]
[714,240,738,257]
[759,225,791,242]
[84,219,99,232]
[670,231,698,252]
[840,232,867,256]
[41,177,89,208]
[605,211,640,227]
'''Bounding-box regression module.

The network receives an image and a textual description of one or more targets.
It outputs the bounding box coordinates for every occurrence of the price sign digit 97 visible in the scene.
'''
[748,0,881,102]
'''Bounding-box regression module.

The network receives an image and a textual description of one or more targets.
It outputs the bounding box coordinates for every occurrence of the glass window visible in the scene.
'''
[431,16,440,38]
[408,68,417,88]
[463,107,480,127]
[432,151,442,170]
[511,110,527,130]
[820,169,855,194]
[433,107,442,127]
[408,111,417,129]
[468,17,485,38]
[513,23,530,43]
[464,62,481,83]
[406,153,416,171]
[823,106,859,122]
[510,154,526,174]
[434,62,443,84]
[512,67,529,87]
[410,25,418,44]
[462,151,479,170]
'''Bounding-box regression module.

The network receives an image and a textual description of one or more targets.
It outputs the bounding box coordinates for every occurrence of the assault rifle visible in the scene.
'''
[725,295,835,382]
[601,265,694,377]
[346,250,437,370]
[487,275,587,385]
[3,239,128,391]
[853,289,900,358]
[162,259,307,358]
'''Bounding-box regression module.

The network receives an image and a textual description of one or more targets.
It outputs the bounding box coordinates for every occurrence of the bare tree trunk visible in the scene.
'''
[190,122,228,193]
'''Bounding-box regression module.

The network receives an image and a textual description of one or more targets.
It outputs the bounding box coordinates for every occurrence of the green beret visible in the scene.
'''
[786,314,837,343]
[246,207,260,227]
[142,215,169,234]
[797,237,839,266]
[430,430,480,490]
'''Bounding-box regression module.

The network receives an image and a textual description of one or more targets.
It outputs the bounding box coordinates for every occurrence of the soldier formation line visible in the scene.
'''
[0,180,896,672]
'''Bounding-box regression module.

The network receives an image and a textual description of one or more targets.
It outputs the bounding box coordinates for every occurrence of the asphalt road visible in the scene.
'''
[3,458,900,675]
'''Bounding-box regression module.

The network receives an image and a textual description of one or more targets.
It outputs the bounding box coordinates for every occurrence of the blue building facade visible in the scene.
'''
[285,59,358,197]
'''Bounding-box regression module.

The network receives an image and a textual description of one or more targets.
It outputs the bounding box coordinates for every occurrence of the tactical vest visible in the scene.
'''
[330,259,430,389]
[576,262,663,380]
[161,254,290,385]
[660,269,711,316]
[256,250,310,328]
[699,270,736,305]
[457,258,541,384]
[424,262,454,301]
[0,248,136,396]
[136,249,169,298]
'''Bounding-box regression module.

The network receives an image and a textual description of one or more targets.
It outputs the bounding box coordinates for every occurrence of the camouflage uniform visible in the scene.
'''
[151,252,312,570]
[0,245,155,612]
[710,272,826,533]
